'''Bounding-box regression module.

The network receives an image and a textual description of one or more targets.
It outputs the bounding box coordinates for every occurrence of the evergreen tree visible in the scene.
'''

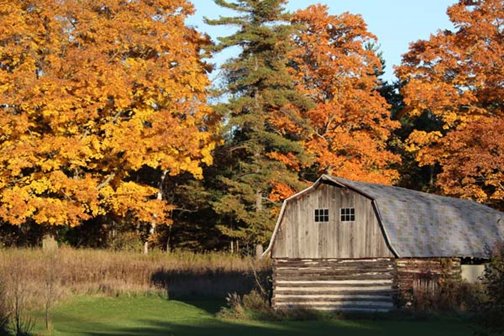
[205,0,313,248]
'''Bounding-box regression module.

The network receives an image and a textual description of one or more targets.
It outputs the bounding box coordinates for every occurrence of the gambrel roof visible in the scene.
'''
[265,175,504,259]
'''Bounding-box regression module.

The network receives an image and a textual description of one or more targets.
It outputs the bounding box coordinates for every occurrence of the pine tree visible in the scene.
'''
[205,0,313,247]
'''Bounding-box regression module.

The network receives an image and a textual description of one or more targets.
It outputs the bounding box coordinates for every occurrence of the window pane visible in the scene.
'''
[340,208,355,222]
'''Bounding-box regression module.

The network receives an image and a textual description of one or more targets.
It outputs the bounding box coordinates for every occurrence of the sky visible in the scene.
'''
[186,0,458,82]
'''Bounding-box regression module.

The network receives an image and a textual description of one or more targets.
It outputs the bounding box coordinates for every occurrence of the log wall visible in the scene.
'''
[395,258,462,307]
[272,258,395,313]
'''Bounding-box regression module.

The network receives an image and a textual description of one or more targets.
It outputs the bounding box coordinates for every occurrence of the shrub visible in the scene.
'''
[218,290,273,320]
[411,279,485,313]
[479,245,504,335]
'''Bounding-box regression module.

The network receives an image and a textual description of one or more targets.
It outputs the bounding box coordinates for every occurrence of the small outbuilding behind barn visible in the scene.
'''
[264,175,504,312]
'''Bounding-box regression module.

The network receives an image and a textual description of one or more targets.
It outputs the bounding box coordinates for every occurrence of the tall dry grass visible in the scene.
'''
[0,247,271,309]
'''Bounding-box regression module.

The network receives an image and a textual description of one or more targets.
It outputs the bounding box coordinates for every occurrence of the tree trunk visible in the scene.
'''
[165,225,172,253]
[255,244,263,259]
[144,170,168,255]
[42,234,58,251]
[256,189,263,212]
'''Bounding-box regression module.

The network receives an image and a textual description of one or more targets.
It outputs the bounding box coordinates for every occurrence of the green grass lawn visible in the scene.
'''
[29,295,475,336]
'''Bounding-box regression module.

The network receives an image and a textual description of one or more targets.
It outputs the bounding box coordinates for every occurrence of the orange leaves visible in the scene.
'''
[396,0,503,206]
[267,152,301,172]
[268,182,295,203]
[0,0,218,227]
[397,0,503,131]
[291,5,400,185]
[431,117,504,209]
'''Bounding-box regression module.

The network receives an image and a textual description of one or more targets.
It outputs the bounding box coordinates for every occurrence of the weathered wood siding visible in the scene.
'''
[395,258,462,307]
[272,182,393,258]
[272,258,395,312]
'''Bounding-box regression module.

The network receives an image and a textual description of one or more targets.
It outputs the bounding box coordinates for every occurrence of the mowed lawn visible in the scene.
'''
[30,296,475,336]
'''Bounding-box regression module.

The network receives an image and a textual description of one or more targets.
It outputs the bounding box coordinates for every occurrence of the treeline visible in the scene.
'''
[0,0,502,252]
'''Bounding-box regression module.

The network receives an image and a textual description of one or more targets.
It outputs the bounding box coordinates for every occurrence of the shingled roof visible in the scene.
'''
[321,175,504,259]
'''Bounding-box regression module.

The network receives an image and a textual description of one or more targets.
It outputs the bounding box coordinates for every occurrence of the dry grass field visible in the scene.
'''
[0,248,270,310]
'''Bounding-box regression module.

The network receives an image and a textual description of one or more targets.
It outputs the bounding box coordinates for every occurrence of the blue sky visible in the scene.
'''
[187,0,458,82]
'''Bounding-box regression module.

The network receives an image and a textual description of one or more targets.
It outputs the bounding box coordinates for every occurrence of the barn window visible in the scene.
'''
[340,208,355,222]
[314,209,329,222]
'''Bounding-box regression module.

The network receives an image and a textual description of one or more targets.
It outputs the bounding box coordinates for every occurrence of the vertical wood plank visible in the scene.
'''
[272,181,394,259]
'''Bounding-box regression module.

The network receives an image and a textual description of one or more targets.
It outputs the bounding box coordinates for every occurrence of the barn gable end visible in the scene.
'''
[271,181,394,259]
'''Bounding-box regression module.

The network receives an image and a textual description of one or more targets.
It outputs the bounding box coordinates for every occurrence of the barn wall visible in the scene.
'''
[395,258,462,307]
[272,258,395,312]
[272,182,393,259]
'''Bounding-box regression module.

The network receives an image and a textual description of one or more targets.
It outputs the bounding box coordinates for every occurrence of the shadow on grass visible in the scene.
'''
[71,317,475,336]
[74,318,377,336]
[42,298,475,336]
[151,269,270,299]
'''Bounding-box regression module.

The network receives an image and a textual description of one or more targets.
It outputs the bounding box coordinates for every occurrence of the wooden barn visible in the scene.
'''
[263,175,504,312]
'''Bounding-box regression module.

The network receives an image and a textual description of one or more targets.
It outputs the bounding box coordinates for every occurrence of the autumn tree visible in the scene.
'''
[291,5,401,184]
[0,0,218,244]
[205,0,313,247]
[396,0,503,209]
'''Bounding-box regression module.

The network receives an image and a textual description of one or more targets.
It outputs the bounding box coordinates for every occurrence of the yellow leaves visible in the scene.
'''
[0,0,219,227]
[405,130,442,153]
[442,112,459,129]
[0,187,33,225]
[200,141,216,166]
[28,178,51,195]
[103,181,169,224]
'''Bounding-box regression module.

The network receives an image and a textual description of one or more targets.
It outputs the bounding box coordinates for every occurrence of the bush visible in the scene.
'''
[479,245,504,335]
[218,290,273,320]
[411,279,485,313]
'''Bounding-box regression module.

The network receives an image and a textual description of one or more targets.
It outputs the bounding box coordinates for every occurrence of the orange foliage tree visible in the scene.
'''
[291,5,401,185]
[396,0,503,209]
[0,1,218,228]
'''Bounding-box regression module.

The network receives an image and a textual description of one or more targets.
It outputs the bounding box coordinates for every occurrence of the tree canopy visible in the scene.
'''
[396,0,503,209]
[0,0,218,227]
[291,5,401,184]
[0,0,502,250]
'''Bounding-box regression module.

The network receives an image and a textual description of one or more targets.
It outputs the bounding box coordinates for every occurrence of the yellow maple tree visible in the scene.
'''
[0,0,218,227]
